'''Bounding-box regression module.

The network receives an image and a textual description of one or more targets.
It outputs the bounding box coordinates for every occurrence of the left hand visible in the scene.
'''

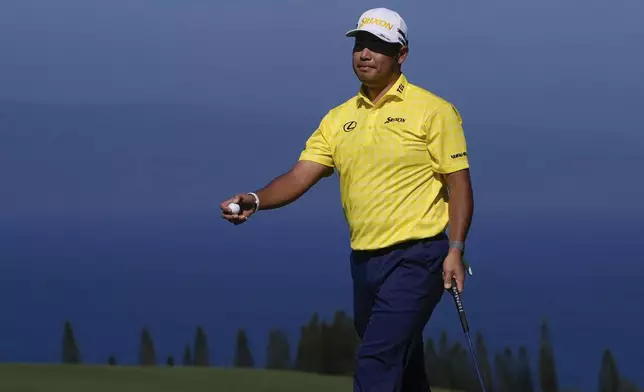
[443,249,466,293]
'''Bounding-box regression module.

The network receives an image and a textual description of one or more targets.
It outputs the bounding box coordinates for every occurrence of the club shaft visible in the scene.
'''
[465,331,487,392]
[450,286,487,392]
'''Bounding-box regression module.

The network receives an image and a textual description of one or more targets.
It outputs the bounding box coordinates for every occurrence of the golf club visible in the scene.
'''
[448,279,487,392]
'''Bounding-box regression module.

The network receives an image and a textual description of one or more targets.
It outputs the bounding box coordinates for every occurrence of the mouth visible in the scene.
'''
[357,64,375,71]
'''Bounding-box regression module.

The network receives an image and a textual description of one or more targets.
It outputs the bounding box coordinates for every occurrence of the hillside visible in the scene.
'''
[0,364,456,392]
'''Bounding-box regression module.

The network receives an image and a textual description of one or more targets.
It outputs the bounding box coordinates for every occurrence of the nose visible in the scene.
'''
[359,48,372,60]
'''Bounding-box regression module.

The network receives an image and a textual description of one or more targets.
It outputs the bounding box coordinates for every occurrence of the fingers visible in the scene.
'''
[443,260,466,293]
[443,267,454,290]
[454,269,465,294]
[444,275,464,294]
[221,207,246,222]
[220,194,252,225]
[220,195,241,213]
[446,268,465,293]
[221,213,247,224]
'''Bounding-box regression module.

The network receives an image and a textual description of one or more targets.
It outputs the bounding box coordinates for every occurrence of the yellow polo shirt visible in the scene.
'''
[299,73,469,250]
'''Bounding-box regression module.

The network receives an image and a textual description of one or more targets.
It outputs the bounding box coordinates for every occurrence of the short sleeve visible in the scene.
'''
[298,115,334,168]
[425,103,470,174]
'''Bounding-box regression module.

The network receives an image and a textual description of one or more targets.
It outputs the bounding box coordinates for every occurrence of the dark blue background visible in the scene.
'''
[1,1,643,391]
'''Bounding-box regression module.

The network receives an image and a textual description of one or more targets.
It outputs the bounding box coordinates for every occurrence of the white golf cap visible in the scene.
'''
[345,8,408,46]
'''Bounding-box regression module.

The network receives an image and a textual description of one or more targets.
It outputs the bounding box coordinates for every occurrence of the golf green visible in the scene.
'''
[0,364,456,392]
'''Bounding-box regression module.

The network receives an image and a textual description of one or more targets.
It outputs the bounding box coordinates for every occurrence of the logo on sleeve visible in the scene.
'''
[450,152,468,159]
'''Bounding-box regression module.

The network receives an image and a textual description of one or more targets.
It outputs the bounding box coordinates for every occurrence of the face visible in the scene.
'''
[352,31,408,87]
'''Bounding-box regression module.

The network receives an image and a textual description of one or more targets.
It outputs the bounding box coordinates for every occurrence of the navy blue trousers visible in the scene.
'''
[350,234,448,392]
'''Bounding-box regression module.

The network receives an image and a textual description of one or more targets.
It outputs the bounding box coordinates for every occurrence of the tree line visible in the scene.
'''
[61,313,641,392]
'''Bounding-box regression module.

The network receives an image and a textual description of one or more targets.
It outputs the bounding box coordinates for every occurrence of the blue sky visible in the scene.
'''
[1,0,642,219]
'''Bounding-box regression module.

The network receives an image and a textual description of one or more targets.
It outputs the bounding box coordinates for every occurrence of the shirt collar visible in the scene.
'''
[357,73,408,107]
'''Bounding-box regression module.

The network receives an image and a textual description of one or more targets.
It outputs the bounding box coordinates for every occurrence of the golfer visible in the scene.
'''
[221,7,474,392]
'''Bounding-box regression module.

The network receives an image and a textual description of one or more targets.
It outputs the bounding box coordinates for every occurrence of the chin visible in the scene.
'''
[355,69,376,83]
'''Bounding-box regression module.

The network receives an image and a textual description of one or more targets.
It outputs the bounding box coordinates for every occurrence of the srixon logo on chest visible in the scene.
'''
[384,116,406,124]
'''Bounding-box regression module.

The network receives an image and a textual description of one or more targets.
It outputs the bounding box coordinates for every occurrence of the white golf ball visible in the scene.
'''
[228,202,240,214]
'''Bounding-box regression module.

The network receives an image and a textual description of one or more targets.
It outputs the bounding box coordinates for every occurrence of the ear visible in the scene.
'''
[397,46,409,65]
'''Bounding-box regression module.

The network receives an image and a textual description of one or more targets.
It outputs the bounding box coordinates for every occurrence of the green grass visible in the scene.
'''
[0,364,455,392]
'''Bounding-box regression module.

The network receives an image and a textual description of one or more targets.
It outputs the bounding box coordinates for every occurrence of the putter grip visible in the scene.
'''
[450,285,470,333]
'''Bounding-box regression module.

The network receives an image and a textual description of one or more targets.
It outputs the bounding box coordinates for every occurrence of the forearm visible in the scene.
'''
[448,192,472,243]
[445,170,474,244]
[248,160,332,211]
[253,171,309,210]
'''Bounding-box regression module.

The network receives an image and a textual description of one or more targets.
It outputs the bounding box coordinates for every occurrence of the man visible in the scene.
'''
[220,7,473,392]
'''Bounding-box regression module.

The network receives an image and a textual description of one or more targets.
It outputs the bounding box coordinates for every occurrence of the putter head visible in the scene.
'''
[463,257,473,276]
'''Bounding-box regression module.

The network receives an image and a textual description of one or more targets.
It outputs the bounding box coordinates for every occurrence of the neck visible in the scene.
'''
[363,72,401,104]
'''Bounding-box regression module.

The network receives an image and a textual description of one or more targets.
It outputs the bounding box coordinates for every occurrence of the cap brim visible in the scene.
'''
[345,26,399,44]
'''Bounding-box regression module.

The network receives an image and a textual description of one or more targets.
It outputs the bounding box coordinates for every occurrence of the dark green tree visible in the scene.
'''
[426,330,478,390]
[424,337,441,387]
[138,327,157,366]
[294,310,359,375]
[294,324,309,371]
[182,343,192,366]
[495,347,518,392]
[107,355,117,366]
[295,312,322,372]
[319,310,359,375]
[433,330,452,389]
[61,320,81,364]
[339,311,360,373]
[619,378,640,392]
[517,346,535,392]
[447,341,478,392]
[319,320,333,373]
[266,328,291,370]
[193,326,210,366]
[167,354,175,367]
[539,318,559,392]
[438,330,450,359]
[598,348,620,392]
[234,328,255,368]
[475,331,495,392]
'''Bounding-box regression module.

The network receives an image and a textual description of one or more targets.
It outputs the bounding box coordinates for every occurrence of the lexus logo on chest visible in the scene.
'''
[343,121,357,132]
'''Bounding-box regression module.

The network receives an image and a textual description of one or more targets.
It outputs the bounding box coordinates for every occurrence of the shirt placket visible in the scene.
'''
[367,104,379,143]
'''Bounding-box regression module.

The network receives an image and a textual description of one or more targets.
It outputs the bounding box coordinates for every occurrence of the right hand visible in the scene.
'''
[220,193,258,225]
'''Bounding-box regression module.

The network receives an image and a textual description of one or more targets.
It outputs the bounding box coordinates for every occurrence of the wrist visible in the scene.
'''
[247,192,260,211]
[448,240,465,255]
